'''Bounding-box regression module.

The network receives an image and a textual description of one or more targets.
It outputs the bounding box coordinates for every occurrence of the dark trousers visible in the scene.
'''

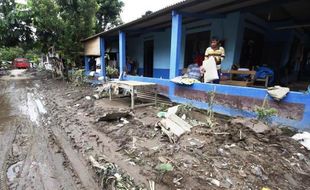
[213,69,221,84]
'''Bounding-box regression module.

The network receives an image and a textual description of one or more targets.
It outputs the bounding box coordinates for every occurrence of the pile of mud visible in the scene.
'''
[38,78,310,190]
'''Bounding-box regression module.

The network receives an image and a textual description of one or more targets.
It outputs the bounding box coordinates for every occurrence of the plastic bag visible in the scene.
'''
[202,57,219,83]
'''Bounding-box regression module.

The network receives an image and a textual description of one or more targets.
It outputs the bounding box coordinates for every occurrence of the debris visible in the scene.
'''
[156,163,173,172]
[148,180,155,190]
[157,111,167,118]
[251,165,263,177]
[267,86,290,101]
[93,94,100,100]
[231,118,270,133]
[85,96,92,100]
[158,113,193,142]
[89,155,105,170]
[120,117,130,124]
[158,156,168,163]
[173,177,183,186]
[238,169,247,178]
[166,105,180,117]
[96,110,131,122]
[206,178,220,187]
[261,187,271,190]
[89,156,140,189]
[292,132,310,150]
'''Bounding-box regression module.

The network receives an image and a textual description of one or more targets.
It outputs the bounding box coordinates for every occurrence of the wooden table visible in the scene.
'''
[108,80,158,109]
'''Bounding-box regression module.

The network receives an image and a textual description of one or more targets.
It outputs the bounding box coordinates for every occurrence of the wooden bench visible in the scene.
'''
[220,70,256,87]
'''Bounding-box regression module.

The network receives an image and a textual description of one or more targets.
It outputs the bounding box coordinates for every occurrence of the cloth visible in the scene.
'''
[255,66,274,86]
[201,57,219,83]
[205,46,225,70]
[194,54,204,66]
[187,63,201,80]
[171,76,201,85]
[267,86,290,101]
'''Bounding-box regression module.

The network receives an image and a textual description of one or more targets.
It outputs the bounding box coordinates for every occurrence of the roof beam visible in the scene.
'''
[178,11,226,19]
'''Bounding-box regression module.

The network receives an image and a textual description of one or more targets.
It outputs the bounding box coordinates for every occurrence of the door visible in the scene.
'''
[144,40,154,77]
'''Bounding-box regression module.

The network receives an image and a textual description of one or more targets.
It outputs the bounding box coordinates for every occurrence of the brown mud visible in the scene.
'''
[1,69,309,190]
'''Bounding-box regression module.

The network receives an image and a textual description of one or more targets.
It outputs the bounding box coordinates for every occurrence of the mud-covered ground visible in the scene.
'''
[1,69,310,190]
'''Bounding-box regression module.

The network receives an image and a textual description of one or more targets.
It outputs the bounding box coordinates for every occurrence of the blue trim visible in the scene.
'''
[84,56,90,75]
[119,31,126,78]
[124,75,310,129]
[100,37,106,77]
[169,10,182,79]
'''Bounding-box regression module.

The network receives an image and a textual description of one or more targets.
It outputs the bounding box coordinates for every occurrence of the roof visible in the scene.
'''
[82,0,310,42]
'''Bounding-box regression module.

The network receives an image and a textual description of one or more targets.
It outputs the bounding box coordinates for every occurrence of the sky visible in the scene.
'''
[16,0,183,23]
[120,0,182,23]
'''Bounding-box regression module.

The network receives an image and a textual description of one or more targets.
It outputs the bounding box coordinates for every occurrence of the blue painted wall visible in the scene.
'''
[124,75,310,129]
[126,12,245,78]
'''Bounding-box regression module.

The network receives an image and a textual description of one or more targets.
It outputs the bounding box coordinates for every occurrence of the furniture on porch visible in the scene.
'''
[220,70,256,87]
[255,75,272,88]
[108,80,158,109]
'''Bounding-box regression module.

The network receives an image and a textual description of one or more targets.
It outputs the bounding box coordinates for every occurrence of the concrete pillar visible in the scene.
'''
[84,56,90,75]
[100,37,106,77]
[119,31,126,79]
[169,10,183,79]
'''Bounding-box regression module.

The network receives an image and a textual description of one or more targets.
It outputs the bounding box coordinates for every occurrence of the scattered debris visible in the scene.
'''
[157,113,192,142]
[89,155,141,189]
[231,118,270,133]
[96,109,131,122]
[156,163,174,172]
[206,178,220,187]
[85,96,92,100]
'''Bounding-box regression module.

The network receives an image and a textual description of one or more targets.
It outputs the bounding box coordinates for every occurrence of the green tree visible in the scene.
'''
[56,0,98,65]
[28,0,63,53]
[0,47,24,61]
[0,1,33,47]
[95,0,124,32]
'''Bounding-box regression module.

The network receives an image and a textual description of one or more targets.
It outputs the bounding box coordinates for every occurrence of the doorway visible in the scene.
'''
[239,28,265,69]
[184,31,210,67]
[143,40,154,77]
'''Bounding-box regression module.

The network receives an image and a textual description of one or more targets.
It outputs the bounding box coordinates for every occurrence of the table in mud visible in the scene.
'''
[108,80,158,109]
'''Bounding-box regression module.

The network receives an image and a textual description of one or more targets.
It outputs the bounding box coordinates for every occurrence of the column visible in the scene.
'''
[100,37,106,78]
[169,10,182,79]
[119,31,126,79]
[84,56,90,75]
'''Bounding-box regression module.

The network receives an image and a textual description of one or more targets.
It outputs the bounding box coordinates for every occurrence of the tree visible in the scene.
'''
[0,47,24,61]
[95,0,124,32]
[0,1,33,48]
[142,10,153,18]
[56,0,98,65]
[28,0,63,53]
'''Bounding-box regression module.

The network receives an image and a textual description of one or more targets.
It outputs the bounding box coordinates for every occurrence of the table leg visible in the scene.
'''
[131,86,135,109]
[109,85,112,100]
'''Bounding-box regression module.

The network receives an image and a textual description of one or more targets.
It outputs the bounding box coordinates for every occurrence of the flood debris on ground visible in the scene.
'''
[1,70,310,190]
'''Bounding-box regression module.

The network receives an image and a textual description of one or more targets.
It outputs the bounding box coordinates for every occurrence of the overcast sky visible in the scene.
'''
[120,0,182,23]
[17,0,182,23]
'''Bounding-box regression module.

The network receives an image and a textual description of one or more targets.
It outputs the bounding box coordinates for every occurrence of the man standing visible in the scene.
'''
[201,37,225,83]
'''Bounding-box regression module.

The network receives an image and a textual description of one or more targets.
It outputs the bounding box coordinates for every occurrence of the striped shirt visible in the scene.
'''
[205,47,225,70]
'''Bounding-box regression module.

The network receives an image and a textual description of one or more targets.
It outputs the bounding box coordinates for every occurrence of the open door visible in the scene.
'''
[144,40,154,77]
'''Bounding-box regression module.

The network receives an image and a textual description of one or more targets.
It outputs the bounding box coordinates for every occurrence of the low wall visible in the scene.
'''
[124,75,310,129]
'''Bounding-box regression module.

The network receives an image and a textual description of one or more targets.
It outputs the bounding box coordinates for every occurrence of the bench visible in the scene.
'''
[220,70,256,87]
